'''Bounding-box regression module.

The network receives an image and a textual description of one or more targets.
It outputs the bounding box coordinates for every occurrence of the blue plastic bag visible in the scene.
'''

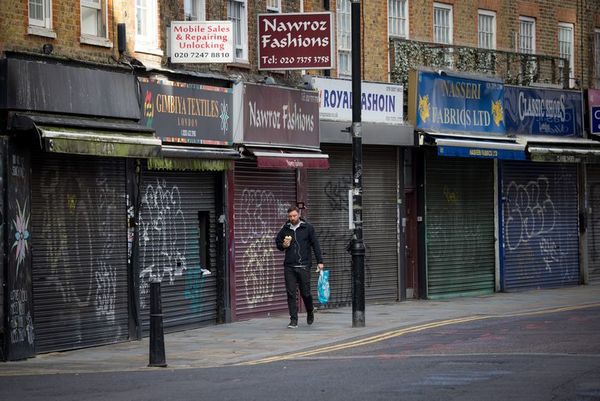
[317,270,330,304]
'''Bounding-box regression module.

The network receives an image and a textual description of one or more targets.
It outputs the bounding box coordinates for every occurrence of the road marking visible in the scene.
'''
[237,302,600,366]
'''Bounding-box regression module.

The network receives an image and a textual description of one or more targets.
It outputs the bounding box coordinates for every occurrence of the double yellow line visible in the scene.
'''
[237,302,600,366]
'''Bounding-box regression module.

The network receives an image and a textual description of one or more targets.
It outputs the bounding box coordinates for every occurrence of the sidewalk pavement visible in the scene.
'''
[1,285,599,376]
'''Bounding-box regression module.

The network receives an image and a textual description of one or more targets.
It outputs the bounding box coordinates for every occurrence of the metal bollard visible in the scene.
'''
[148,281,167,367]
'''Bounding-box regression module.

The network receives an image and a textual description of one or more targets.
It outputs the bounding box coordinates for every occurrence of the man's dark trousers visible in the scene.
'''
[284,265,313,321]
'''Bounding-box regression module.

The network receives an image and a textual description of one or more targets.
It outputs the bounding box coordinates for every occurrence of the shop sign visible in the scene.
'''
[243,83,320,148]
[408,70,505,134]
[139,78,233,145]
[170,21,233,63]
[505,86,583,137]
[258,12,333,70]
[589,89,600,136]
[311,77,404,124]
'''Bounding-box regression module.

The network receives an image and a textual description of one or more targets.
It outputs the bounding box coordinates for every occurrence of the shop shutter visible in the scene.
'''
[501,162,579,290]
[362,146,399,302]
[233,161,297,319]
[307,145,354,307]
[587,165,600,284]
[425,155,495,298]
[139,169,218,332]
[308,145,399,306]
[31,154,129,353]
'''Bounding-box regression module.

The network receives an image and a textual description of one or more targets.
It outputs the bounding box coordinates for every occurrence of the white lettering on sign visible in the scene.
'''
[518,92,566,121]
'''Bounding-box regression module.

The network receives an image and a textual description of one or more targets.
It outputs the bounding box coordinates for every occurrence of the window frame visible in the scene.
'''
[433,2,453,45]
[519,16,536,54]
[28,0,56,38]
[135,0,161,54]
[388,0,408,39]
[266,0,281,13]
[80,0,111,46]
[228,0,248,63]
[558,22,575,88]
[477,9,496,50]
[184,0,206,21]
[337,0,352,77]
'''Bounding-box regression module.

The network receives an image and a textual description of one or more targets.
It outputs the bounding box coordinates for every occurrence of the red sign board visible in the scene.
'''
[243,83,320,148]
[257,12,333,71]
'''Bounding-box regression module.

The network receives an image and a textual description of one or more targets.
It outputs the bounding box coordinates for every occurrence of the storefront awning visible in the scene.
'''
[517,135,600,163]
[161,145,240,159]
[422,131,526,160]
[38,126,162,158]
[8,112,162,158]
[246,147,329,169]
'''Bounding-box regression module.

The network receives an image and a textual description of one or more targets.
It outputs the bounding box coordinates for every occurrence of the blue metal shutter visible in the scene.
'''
[587,165,600,284]
[425,155,496,299]
[501,162,580,290]
[139,169,218,333]
[31,154,129,353]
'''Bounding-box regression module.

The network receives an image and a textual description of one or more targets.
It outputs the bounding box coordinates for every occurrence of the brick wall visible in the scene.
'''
[0,0,117,64]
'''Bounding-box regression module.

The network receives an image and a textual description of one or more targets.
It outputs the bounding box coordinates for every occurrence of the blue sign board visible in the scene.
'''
[412,70,505,134]
[438,145,525,160]
[592,106,600,135]
[504,86,583,137]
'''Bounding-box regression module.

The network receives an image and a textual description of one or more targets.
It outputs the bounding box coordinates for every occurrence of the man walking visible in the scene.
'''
[276,206,324,329]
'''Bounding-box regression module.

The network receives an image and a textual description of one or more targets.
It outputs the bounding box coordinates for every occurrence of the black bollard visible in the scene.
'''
[148,281,167,367]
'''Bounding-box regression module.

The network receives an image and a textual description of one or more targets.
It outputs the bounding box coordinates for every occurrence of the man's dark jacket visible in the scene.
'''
[276,219,323,268]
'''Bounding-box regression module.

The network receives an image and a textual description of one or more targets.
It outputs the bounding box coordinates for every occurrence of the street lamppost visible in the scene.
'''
[350,0,365,328]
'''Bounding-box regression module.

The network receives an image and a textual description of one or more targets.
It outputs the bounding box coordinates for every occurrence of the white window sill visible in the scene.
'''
[28,25,56,39]
[80,35,113,48]
[135,45,164,57]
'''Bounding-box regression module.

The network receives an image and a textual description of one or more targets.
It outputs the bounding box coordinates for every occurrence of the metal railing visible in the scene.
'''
[390,38,571,89]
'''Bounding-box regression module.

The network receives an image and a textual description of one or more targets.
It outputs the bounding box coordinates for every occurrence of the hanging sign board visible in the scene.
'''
[170,21,233,63]
[589,89,600,136]
[408,69,506,135]
[504,86,583,137]
[257,12,334,70]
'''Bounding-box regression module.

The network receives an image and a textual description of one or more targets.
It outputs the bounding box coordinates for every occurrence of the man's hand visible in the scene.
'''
[283,235,292,248]
[316,263,324,272]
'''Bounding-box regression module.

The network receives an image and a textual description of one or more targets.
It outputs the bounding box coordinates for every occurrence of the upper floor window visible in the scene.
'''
[266,0,281,13]
[184,0,205,21]
[135,0,159,51]
[337,0,352,77]
[595,29,600,88]
[433,3,452,45]
[388,0,408,39]
[29,0,55,37]
[519,16,535,54]
[478,10,495,50]
[81,0,108,39]
[558,23,575,88]
[228,0,248,62]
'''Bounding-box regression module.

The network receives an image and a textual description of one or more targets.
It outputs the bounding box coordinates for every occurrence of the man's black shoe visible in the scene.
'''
[307,310,314,325]
[287,319,298,329]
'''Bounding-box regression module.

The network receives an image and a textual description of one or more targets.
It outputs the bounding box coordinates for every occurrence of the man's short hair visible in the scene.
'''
[287,206,300,214]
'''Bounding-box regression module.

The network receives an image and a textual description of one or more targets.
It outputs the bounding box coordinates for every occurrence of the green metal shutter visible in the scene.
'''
[139,169,218,333]
[588,165,600,284]
[31,154,129,353]
[425,154,495,299]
